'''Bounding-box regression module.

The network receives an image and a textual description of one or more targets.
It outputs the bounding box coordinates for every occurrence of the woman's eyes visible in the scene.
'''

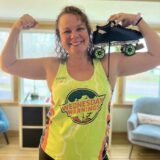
[77,27,85,31]
[63,30,71,34]
[63,27,85,34]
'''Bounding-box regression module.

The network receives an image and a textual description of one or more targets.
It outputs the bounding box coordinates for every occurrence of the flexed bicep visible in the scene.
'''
[117,52,159,76]
[4,58,47,80]
[0,14,45,79]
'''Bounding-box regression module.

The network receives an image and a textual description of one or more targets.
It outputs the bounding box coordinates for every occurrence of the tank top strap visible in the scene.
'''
[55,61,68,79]
[93,59,108,81]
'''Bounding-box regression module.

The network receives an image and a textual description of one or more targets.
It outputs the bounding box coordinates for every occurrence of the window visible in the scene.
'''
[124,68,160,102]
[1,21,160,106]
[0,30,14,102]
[123,38,160,103]
[20,30,56,100]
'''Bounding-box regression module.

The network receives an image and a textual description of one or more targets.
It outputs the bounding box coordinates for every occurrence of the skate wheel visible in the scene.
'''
[94,47,105,59]
[121,44,136,56]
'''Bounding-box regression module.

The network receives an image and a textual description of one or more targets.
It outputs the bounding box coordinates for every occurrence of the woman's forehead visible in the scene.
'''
[58,14,85,27]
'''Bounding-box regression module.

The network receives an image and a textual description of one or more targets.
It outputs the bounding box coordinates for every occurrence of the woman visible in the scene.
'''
[1,6,160,160]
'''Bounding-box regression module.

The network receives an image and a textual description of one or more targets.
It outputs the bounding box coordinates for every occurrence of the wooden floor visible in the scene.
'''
[0,132,160,160]
[0,132,38,160]
[110,133,160,160]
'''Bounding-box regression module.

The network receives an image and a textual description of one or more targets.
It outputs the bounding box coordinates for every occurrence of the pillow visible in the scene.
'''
[137,113,160,126]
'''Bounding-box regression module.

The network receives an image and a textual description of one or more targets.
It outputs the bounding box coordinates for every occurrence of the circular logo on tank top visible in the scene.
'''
[61,88,105,124]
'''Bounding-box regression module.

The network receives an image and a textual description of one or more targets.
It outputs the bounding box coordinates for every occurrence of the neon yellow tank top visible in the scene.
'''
[41,59,111,160]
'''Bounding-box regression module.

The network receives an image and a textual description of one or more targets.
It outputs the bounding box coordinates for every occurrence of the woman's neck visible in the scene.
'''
[66,54,92,67]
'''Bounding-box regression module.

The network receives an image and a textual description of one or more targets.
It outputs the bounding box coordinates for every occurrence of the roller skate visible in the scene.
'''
[92,21,144,59]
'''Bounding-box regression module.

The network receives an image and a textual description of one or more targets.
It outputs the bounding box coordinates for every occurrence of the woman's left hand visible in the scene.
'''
[108,13,140,27]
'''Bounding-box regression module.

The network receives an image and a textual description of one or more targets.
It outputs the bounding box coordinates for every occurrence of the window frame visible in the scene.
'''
[0,26,19,105]
[19,29,56,101]
[0,20,55,106]
[1,20,160,107]
[112,26,160,107]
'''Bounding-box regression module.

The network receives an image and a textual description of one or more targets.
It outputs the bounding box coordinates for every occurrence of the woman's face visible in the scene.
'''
[58,14,90,56]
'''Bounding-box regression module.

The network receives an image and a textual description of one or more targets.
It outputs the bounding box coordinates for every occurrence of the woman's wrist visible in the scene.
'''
[133,13,142,26]
[12,21,23,32]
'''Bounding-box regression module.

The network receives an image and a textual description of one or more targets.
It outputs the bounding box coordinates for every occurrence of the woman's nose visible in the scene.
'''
[70,31,78,38]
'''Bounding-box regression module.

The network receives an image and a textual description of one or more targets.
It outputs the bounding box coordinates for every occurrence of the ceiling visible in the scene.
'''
[0,0,160,25]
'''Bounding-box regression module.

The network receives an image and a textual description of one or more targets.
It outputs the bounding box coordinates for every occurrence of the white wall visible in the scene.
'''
[0,0,160,25]
[112,107,132,132]
[2,106,19,130]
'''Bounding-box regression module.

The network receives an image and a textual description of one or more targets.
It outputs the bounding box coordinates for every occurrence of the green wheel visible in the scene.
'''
[94,47,105,59]
[121,44,136,56]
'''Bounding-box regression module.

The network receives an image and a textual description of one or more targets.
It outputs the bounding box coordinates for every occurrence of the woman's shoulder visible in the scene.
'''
[100,52,120,67]
[43,56,61,74]
[44,56,61,66]
[44,57,62,89]
[99,52,121,77]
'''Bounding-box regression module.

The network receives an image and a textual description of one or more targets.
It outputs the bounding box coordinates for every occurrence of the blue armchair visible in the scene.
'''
[127,97,160,158]
[0,107,9,144]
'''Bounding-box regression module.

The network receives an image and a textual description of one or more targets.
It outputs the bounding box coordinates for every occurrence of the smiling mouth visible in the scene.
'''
[70,41,83,46]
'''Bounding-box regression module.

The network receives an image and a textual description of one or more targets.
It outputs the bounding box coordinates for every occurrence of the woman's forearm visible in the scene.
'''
[1,26,20,70]
[137,19,160,57]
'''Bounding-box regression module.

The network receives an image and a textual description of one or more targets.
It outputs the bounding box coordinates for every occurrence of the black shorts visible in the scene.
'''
[103,154,109,160]
[39,147,54,160]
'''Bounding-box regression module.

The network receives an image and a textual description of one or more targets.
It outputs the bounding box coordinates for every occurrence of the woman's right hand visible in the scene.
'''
[13,14,38,31]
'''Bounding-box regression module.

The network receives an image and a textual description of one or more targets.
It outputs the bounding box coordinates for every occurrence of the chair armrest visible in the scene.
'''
[0,108,9,128]
[127,113,138,131]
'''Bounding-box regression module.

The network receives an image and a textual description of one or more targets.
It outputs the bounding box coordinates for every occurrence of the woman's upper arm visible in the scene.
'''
[117,51,160,76]
[1,56,60,80]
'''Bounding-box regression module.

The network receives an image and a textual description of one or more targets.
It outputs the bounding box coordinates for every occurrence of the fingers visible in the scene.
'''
[20,14,38,29]
[108,13,125,24]
[14,14,38,31]
[108,13,135,27]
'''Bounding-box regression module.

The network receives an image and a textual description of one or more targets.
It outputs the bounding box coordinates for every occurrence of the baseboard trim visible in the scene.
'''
[112,132,127,135]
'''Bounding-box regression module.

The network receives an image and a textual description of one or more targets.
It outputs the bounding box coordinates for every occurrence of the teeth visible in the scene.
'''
[71,41,81,46]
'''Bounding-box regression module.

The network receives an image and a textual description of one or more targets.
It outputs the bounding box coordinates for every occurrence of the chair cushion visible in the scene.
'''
[138,113,160,125]
[0,121,6,132]
[131,124,160,145]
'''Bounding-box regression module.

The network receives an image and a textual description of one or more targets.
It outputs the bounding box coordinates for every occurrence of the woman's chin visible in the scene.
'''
[69,46,87,53]
[70,49,87,55]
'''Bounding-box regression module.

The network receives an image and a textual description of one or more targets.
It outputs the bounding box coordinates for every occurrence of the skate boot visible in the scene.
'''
[92,21,143,58]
